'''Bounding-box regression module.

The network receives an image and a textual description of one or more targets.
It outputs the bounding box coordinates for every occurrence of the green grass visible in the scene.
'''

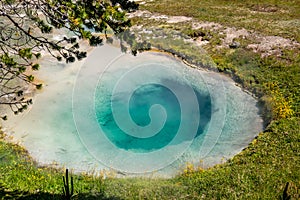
[1,118,299,199]
[176,118,300,199]
[141,0,300,42]
[1,0,300,199]
[0,133,107,199]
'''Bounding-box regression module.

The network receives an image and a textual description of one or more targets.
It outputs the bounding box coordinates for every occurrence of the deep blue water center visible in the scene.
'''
[95,78,211,153]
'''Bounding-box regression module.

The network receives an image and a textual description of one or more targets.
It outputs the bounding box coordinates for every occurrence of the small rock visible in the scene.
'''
[229,41,240,49]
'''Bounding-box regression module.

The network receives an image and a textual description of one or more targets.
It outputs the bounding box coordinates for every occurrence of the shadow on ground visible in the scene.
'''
[0,185,121,200]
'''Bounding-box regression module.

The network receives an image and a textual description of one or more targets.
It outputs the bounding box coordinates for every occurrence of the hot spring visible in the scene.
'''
[3,44,263,177]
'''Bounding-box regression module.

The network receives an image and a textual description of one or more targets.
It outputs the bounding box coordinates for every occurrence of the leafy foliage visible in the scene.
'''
[0,0,138,119]
[263,83,294,120]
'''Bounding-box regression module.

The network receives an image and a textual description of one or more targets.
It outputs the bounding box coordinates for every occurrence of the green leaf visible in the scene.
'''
[27,75,34,82]
[19,48,32,59]
[32,64,40,70]
[35,53,41,59]
[71,43,80,49]
[18,66,26,73]
[66,56,75,63]
[70,37,77,44]
[1,54,17,67]
[17,90,23,96]
[1,115,8,121]
[36,84,43,90]
[89,36,103,46]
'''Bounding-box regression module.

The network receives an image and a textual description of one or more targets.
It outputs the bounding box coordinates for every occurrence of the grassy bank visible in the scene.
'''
[0,119,299,199]
[1,0,300,199]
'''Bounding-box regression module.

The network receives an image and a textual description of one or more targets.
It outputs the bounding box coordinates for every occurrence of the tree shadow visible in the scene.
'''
[0,185,122,200]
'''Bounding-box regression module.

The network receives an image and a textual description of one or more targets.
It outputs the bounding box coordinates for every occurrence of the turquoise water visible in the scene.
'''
[3,45,264,176]
[95,81,212,152]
